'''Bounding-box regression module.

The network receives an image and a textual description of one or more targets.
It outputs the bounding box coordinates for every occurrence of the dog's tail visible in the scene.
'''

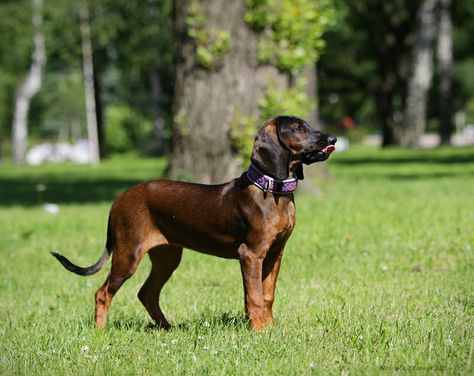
[51,248,111,276]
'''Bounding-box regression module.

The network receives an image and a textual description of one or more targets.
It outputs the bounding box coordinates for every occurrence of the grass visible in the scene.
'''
[0,146,473,375]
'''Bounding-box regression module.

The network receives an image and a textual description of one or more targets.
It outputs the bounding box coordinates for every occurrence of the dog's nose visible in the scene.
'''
[328,135,337,145]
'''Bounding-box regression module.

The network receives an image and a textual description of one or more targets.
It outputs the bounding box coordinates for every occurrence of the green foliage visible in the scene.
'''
[0,0,33,137]
[0,147,473,374]
[465,98,474,124]
[230,79,316,162]
[259,80,315,120]
[229,110,258,162]
[105,105,154,154]
[31,71,86,140]
[186,2,231,69]
[245,0,336,72]
[454,58,474,101]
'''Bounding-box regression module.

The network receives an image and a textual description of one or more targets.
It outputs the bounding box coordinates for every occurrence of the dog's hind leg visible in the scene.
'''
[94,243,146,330]
[138,245,183,329]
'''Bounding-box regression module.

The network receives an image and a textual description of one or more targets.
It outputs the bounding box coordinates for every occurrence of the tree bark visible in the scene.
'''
[167,0,287,184]
[437,0,453,145]
[377,90,400,146]
[401,0,438,147]
[11,0,46,165]
[79,4,100,165]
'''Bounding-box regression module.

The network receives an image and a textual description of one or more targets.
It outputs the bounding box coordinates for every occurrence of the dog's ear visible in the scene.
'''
[251,120,291,179]
[295,164,304,180]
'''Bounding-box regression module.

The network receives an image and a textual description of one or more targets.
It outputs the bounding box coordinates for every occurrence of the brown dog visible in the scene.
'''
[52,115,336,331]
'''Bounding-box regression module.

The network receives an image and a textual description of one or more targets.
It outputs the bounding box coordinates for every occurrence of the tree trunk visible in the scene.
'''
[11,0,45,166]
[167,0,287,184]
[93,64,105,157]
[437,0,453,145]
[401,0,438,147]
[378,91,400,146]
[79,4,100,165]
[150,70,166,155]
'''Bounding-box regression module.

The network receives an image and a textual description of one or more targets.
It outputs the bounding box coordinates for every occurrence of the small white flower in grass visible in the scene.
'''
[80,345,89,352]
[190,353,197,362]
[203,321,210,327]
[171,339,177,345]
[309,362,315,369]
[381,264,389,271]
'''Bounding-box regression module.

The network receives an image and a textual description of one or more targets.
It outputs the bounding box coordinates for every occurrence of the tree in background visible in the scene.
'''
[0,0,174,160]
[319,0,421,146]
[79,3,100,164]
[94,0,173,156]
[452,1,474,130]
[167,0,336,183]
[318,0,464,147]
[11,0,45,165]
[437,0,453,145]
[1,0,472,160]
[400,0,438,147]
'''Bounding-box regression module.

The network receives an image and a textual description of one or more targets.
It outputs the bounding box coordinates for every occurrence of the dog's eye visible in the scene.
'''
[295,124,305,132]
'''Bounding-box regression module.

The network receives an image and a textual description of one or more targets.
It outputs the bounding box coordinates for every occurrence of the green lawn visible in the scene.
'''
[1,147,473,375]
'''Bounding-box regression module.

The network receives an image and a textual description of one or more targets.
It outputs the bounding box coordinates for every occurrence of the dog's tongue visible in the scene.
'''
[322,145,336,154]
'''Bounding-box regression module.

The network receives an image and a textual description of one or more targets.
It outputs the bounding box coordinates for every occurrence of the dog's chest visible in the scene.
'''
[268,199,296,240]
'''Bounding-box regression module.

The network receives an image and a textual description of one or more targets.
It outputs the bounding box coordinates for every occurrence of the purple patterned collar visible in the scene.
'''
[246,164,298,194]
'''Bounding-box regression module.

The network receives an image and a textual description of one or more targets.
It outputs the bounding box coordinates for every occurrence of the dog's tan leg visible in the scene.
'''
[138,245,182,329]
[95,245,145,330]
[262,251,283,327]
[238,243,266,331]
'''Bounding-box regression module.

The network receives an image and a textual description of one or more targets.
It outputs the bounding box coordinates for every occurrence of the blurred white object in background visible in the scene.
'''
[334,136,349,152]
[43,203,60,215]
[26,140,91,165]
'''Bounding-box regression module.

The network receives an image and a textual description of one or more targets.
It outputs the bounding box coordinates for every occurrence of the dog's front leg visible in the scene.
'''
[238,243,266,331]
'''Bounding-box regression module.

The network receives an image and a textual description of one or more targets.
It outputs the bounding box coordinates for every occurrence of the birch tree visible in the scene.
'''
[79,4,100,164]
[11,0,45,165]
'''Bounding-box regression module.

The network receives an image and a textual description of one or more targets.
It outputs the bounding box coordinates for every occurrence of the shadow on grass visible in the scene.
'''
[0,176,143,207]
[175,312,248,331]
[337,170,474,181]
[332,150,474,166]
[107,312,248,333]
[383,171,474,180]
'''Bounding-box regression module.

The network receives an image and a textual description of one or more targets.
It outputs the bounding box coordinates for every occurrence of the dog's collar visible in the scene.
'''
[246,164,298,194]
